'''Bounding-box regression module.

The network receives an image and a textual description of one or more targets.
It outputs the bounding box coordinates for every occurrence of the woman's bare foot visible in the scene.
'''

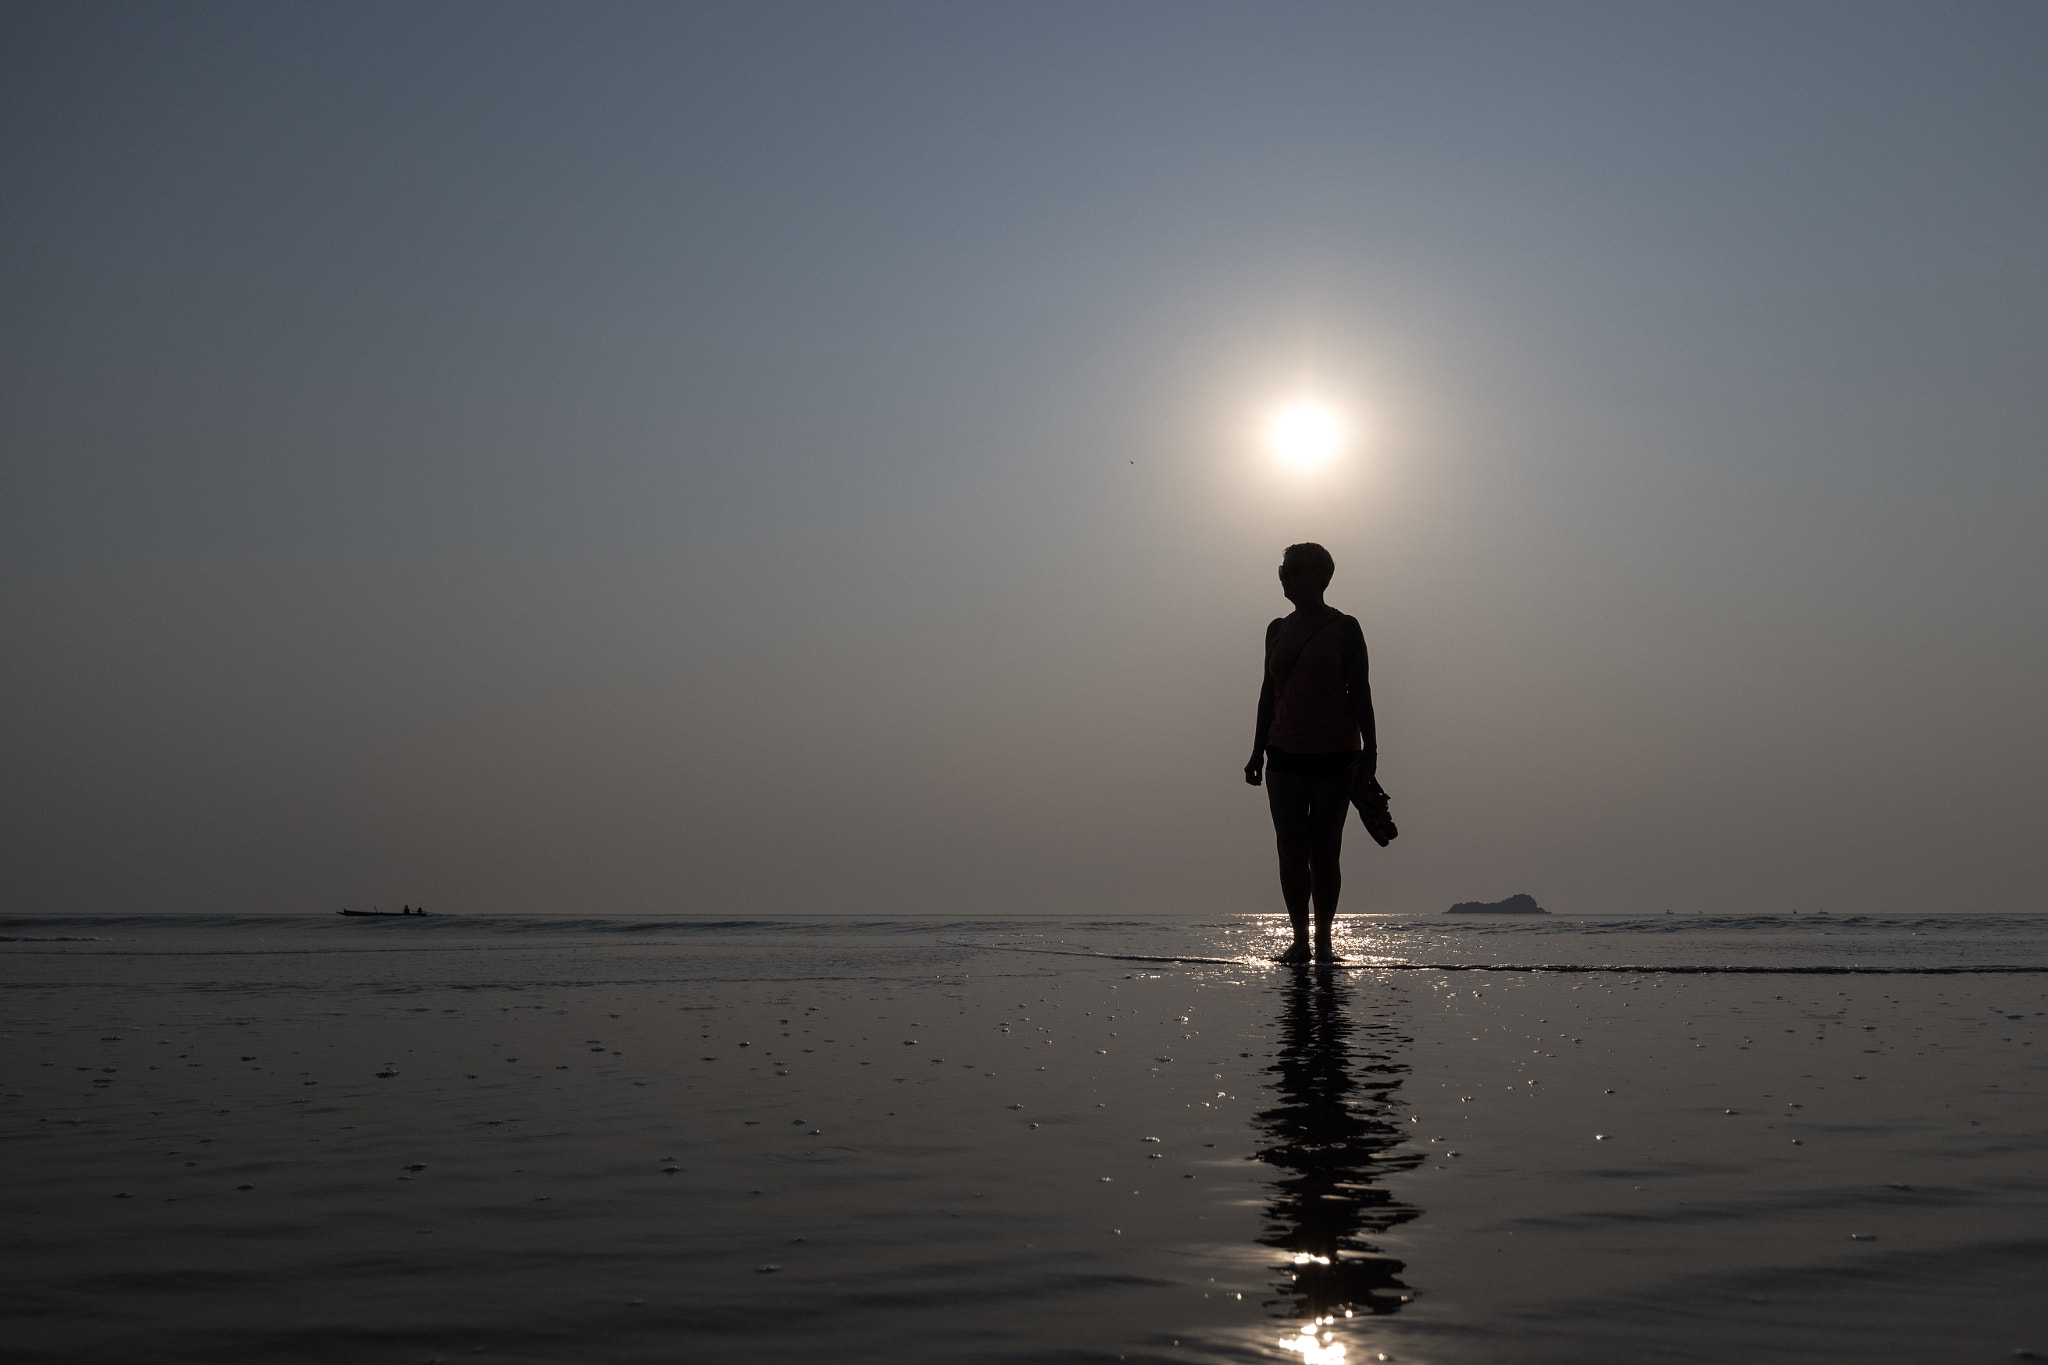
[1277,941,1312,964]
[1313,938,1341,963]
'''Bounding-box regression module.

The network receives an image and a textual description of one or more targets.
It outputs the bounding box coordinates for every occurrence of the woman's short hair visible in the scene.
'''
[1283,542,1336,589]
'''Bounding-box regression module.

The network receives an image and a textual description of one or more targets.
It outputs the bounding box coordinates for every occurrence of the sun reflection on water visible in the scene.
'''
[1279,1319,1348,1363]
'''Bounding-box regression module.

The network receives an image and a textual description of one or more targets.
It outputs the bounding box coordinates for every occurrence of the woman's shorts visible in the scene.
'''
[1265,747,1360,780]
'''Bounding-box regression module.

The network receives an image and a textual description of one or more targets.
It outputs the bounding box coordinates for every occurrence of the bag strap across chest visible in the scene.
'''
[1269,610,1344,699]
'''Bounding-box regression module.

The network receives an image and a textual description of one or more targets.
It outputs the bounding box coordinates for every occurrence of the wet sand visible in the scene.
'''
[2,918,2045,1363]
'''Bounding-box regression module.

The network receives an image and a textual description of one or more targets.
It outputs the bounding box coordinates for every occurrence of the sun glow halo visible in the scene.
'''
[1264,400,1345,470]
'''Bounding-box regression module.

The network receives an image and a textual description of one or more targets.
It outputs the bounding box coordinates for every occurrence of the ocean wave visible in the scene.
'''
[1345,962,2048,974]
[1400,914,2047,935]
[945,939,2048,973]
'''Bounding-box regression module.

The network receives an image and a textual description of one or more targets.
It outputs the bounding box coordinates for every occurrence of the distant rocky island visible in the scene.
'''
[1445,893,1549,915]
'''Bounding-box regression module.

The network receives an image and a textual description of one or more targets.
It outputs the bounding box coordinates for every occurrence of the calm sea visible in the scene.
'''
[4,913,2044,1364]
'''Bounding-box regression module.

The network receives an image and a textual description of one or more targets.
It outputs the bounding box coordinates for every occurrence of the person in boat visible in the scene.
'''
[1244,542,1378,964]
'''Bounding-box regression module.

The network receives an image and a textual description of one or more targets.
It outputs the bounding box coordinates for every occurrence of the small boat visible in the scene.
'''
[337,908,432,918]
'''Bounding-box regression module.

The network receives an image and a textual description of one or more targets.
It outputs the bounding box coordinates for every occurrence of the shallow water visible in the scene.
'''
[3,913,2044,1363]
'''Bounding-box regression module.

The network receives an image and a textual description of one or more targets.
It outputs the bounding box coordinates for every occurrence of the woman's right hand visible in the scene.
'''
[1243,754,1264,787]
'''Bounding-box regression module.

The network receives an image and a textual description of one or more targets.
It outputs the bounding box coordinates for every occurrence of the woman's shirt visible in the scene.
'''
[1265,609,1375,758]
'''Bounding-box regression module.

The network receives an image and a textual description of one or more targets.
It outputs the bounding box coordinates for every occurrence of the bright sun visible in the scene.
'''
[1264,399,1345,469]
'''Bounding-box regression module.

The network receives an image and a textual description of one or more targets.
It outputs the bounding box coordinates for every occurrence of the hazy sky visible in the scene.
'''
[5,1,2045,919]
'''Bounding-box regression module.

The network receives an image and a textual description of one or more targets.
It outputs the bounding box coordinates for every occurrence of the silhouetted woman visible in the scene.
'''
[1244,543,1377,963]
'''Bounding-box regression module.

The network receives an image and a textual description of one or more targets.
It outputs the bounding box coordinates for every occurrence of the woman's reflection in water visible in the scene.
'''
[1254,965,1422,1321]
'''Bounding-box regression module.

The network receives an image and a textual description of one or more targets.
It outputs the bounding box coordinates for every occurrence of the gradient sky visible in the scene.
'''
[5,1,2045,919]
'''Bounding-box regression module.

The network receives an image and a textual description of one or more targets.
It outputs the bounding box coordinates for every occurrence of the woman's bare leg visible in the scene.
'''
[1304,772,1350,957]
[1267,771,1315,960]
